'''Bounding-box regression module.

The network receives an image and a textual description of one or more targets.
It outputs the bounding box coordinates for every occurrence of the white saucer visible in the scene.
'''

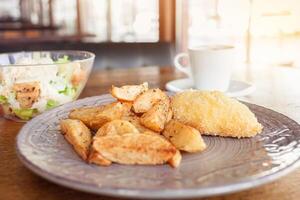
[165,78,255,97]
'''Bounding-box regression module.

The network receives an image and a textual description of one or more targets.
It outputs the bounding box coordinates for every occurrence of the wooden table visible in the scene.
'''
[1,66,300,200]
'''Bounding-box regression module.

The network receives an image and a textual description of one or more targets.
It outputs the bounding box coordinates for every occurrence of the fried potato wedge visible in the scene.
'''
[69,102,124,131]
[88,102,125,130]
[142,131,162,137]
[142,131,181,167]
[171,91,263,138]
[95,120,139,137]
[60,119,92,160]
[133,88,169,113]
[120,102,134,117]
[69,105,106,126]
[93,133,177,165]
[166,108,173,123]
[140,100,170,132]
[88,148,112,166]
[140,131,181,167]
[163,120,206,153]
[111,82,148,101]
[168,150,182,168]
[122,114,159,134]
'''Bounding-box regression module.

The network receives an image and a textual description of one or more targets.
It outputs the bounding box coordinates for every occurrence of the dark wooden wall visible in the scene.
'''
[0,42,175,69]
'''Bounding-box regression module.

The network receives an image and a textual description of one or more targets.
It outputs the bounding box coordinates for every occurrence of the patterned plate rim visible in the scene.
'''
[16,95,300,199]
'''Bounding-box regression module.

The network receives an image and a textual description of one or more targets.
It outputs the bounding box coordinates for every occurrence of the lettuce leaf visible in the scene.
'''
[46,99,59,110]
[58,86,76,97]
[13,108,38,120]
[0,95,7,104]
[55,55,70,64]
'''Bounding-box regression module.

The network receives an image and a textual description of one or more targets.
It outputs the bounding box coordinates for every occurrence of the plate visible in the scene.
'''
[16,95,300,199]
[165,78,255,97]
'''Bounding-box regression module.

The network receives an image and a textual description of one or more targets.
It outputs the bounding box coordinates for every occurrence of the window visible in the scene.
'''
[74,0,159,42]
[178,0,300,66]
[0,0,159,43]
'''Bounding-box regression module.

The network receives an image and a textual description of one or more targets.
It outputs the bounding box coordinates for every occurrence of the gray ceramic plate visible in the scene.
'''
[16,95,300,199]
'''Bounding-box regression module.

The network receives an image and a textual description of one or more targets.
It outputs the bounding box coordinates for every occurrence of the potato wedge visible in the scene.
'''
[95,120,139,137]
[69,105,106,126]
[122,114,159,134]
[142,131,162,137]
[88,148,111,166]
[89,102,125,130]
[93,133,177,165]
[141,131,181,167]
[133,88,169,113]
[111,82,148,101]
[168,150,182,168]
[60,119,92,160]
[69,102,124,131]
[140,100,170,132]
[120,102,133,117]
[166,108,173,123]
[163,120,206,153]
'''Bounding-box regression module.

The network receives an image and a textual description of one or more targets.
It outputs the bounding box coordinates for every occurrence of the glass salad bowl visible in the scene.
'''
[0,50,95,121]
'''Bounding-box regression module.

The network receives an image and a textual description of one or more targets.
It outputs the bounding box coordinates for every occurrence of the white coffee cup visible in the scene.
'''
[174,45,236,92]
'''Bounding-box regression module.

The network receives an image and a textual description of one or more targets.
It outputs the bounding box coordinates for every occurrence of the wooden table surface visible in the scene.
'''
[1,66,300,200]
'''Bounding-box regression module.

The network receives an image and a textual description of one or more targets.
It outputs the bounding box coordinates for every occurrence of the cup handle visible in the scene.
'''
[174,53,191,76]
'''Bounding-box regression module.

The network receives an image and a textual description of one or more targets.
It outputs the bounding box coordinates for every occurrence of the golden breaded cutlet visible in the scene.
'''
[171,91,263,138]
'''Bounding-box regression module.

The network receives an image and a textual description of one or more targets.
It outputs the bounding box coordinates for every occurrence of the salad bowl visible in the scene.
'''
[0,50,95,121]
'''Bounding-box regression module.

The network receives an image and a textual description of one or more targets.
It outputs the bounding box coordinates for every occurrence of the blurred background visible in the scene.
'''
[1,0,300,69]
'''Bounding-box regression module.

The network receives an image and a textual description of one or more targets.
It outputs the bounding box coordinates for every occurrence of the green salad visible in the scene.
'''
[0,55,86,120]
